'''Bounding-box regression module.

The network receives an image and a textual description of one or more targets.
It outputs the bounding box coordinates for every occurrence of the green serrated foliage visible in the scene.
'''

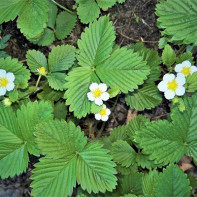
[54,102,67,120]
[125,83,162,110]
[47,0,58,29]
[185,73,197,93]
[161,44,176,67]
[97,0,116,9]
[111,140,136,167]
[158,37,167,49]
[0,101,53,178]
[116,163,138,176]
[0,34,11,50]
[154,165,191,197]
[56,11,77,40]
[0,57,30,89]
[107,87,121,98]
[8,89,19,102]
[156,0,197,44]
[176,52,194,64]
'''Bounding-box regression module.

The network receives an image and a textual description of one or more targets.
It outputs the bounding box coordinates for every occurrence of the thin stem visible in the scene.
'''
[35,75,41,91]
[51,0,76,15]
[176,45,186,56]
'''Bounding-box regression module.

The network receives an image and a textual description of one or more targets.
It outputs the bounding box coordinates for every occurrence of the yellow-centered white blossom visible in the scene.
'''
[158,73,185,100]
[95,105,111,121]
[0,69,15,96]
[87,83,110,106]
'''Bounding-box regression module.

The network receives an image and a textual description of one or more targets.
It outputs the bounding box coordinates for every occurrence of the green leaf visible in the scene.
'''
[35,120,87,159]
[0,34,11,49]
[77,0,100,24]
[185,73,197,93]
[111,140,136,167]
[54,102,67,120]
[91,102,103,114]
[154,165,191,197]
[0,57,30,89]
[176,52,194,64]
[56,11,77,40]
[8,89,19,102]
[48,45,76,72]
[107,87,121,98]
[0,0,26,23]
[96,47,150,93]
[125,83,162,110]
[97,0,116,9]
[47,0,58,29]
[161,44,176,67]
[26,50,48,74]
[64,67,100,118]
[136,153,157,170]
[158,37,167,49]
[156,0,197,44]
[77,16,115,67]
[17,0,48,40]
[77,142,117,194]
[31,156,77,197]
[47,72,67,91]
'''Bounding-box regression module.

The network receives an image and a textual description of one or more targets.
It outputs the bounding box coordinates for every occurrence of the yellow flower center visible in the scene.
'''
[167,80,178,91]
[181,66,191,76]
[38,67,47,75]
[99,108,107,116]
[92,88,102,98]
[0,78,8,87]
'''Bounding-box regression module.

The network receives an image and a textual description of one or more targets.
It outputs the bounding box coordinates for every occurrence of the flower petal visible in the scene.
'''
[6,72,15,82]
[177,73,185,78]
[102,105,106,109]
[163,73,175,81]
[191,66,197,74]
[95,114,101,120]
[98,83,107,92]
[176,86,185,96]
[87,92,95,101]
[0,69,6,78]
[176,75,186,86]
[106,109,111,115]
[101,115,108,121]
[164,90,175,100]
[89,83,99,91]
[6,82,15,91]
[158,81,167,92]
[182,60,191,67]
[0,87,6,96]
[95,98,103,106]
[101,92,110,101]
[175,64,184,73]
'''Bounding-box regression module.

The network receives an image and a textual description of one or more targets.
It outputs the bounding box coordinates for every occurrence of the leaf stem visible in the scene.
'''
[176,45,186,56]
[51,0,76,15]
[35,75,42,92]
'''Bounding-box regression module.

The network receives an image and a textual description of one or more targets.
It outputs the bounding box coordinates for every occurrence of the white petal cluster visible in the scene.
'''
[0,69,15,96]
[175,60,197,77]
[87,83,110,106]
[158,73,185,100]
[95,105,111,121]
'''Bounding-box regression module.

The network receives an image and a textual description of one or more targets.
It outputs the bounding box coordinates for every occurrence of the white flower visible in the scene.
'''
[158,73,185,100]
[3,98,12,107]
[175,60,197,77]
[87,83,110,106]
[95,105,111,121]
[0,69,15,96]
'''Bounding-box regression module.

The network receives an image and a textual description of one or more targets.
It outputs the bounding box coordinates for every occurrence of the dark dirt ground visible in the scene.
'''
[0,0,196,196]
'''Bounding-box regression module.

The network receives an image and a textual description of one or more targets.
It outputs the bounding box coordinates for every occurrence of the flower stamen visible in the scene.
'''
[167,80,178,91]
[92,89,102,98]
[0,78,9,87]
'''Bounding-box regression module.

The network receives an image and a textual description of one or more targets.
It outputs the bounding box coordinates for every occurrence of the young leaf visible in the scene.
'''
[125,83,162,110]
[56,11,77,40]
[161,44,176,67]
[156,0,197,44]
[154,165,191,197]
[77,16,115,67]
[111,140,136,168]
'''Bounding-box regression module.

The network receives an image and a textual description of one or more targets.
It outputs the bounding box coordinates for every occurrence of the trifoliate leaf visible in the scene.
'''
[31,156,77,197]
[0,0,26,23]
[0,57,30,89]
[97,0,116,9]
[185,73,197,93]
[64,67,100,118]
[154,165,191,197]
[161,44,176,67]
[37,84,63,102]
[176,52,194,64]
[111,140,136,168]
[48,45,76,72]
[54,102,67,120]
[77,16,115,67]
[77,0,100,24]
[77,142,117,194]
[56,11,77,40]
[96,47,150,93]
[47,72,67,91]
[26,50,48,74]
[156,0,197,44]
[17,0,48,40]
[35,120,87,159]
[125,83,162,110]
